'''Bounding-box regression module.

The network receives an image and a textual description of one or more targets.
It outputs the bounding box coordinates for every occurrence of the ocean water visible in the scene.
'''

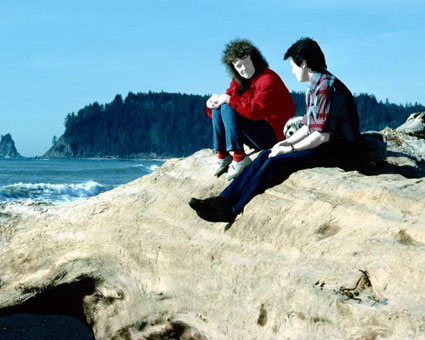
[0,158,164,339]
[0,158,164,204]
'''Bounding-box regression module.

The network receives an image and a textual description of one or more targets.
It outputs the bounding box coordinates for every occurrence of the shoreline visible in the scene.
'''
[1,156,172,161]
[0,158,165,205]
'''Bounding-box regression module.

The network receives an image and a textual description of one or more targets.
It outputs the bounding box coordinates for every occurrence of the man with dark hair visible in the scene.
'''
[191,37,363,223]
[206,39,295,180]
[284,37,327,72]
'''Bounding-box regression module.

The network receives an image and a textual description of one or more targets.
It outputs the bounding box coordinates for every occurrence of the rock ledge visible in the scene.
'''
[1,115,425,339]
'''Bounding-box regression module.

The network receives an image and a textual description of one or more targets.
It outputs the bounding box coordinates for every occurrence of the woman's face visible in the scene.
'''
[232,55,255,79]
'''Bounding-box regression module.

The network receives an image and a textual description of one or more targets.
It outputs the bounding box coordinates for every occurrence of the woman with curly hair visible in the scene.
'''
[206,39,295,180]
[191,37,363,223]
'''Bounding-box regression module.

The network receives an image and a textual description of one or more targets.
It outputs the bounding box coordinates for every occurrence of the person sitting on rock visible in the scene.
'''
[206,39,295,180]
[190,37,363,222]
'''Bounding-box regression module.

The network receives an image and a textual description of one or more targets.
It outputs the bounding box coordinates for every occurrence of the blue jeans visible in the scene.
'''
[220,141,362,215]
[212,104,278,151]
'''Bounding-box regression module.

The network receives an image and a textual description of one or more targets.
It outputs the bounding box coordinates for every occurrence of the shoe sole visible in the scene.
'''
[196,210,235,223]
[214,163,230,177]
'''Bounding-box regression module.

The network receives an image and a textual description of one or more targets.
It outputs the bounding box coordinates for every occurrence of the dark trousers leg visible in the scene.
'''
[238,115,279,150]
[220,142,359,215]
[220,150,273,213]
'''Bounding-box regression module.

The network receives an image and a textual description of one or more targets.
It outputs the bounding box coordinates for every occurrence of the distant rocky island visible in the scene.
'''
[43,91,425,159]
[0,134,21,158]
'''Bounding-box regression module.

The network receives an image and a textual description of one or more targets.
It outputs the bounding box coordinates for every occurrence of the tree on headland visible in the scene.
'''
[55,91,424,158]
[62,92,211,158]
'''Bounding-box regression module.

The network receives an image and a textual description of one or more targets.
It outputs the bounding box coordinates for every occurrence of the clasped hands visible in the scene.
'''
[206,94,231,109]
[269,140,293,158]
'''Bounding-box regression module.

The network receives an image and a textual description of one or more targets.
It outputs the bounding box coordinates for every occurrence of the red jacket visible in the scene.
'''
[206,68,295,140]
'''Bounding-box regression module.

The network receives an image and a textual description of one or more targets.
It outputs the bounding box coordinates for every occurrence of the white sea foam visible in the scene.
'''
[0,181,109,204]
[134,164,160,172]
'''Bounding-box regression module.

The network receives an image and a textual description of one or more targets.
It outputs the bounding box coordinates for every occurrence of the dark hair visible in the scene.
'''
[222,39,268,95]
[284,37,327,72]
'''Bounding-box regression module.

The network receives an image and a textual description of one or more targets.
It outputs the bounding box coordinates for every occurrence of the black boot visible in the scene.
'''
[189,196,236,223]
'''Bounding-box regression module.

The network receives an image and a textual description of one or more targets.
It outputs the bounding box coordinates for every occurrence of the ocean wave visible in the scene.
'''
[133,164,160,172]
[0,181,111,204]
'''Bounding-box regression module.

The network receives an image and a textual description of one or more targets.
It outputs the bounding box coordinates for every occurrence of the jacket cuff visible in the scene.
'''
[228,95,239,112]
[206,107,213,119]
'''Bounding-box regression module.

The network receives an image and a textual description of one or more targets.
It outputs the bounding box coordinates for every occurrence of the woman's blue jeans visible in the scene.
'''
[212,104,278,151]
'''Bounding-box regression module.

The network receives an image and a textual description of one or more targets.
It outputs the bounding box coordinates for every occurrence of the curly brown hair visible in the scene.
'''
[222,39,269,95]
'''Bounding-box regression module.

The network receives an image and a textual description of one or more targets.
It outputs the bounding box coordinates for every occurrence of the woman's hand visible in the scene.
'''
[206,94,221,109]
[206,94,230,109]
[218,94,230,105]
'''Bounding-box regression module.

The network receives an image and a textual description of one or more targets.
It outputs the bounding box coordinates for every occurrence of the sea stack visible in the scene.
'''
[0,134,21,158]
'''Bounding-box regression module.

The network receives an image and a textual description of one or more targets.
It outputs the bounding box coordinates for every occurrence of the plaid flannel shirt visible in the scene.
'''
[301,71,335,134]
[301,70,361,142]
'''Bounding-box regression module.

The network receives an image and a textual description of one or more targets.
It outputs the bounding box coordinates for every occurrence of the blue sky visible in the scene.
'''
[1,0,424,156]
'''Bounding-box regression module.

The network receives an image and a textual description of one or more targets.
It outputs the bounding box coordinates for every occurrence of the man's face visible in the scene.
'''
[232,55,256,79]
[290,58,309,82]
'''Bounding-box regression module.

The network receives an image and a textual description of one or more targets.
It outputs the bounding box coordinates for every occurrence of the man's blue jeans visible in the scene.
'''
[212,104,278,151]
[220,141,362,215]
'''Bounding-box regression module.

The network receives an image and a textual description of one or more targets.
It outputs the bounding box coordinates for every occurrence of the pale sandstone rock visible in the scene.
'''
[397,112,425,138]
[0,117,425,339]
[382,112,425,178]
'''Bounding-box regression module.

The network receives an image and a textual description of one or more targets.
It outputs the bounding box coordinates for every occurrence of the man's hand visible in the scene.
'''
[271,140,291,150]
[269,145,292,158]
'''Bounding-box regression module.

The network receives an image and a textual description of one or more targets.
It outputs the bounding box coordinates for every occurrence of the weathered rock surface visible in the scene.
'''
[382,112,425,178]
[397,112,425,138]
[1,115,425,339]
[43,135,74,158]
[0,134,21,158]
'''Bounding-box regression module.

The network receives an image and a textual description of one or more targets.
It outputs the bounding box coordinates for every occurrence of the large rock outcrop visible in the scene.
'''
[0,134,21,158]
[0,114,425,339]
[382,112,425,177]
[43,135,75,158]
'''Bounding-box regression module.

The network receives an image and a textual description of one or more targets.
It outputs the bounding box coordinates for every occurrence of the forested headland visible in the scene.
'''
[44,91,425,158]
[60,92,211,158]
